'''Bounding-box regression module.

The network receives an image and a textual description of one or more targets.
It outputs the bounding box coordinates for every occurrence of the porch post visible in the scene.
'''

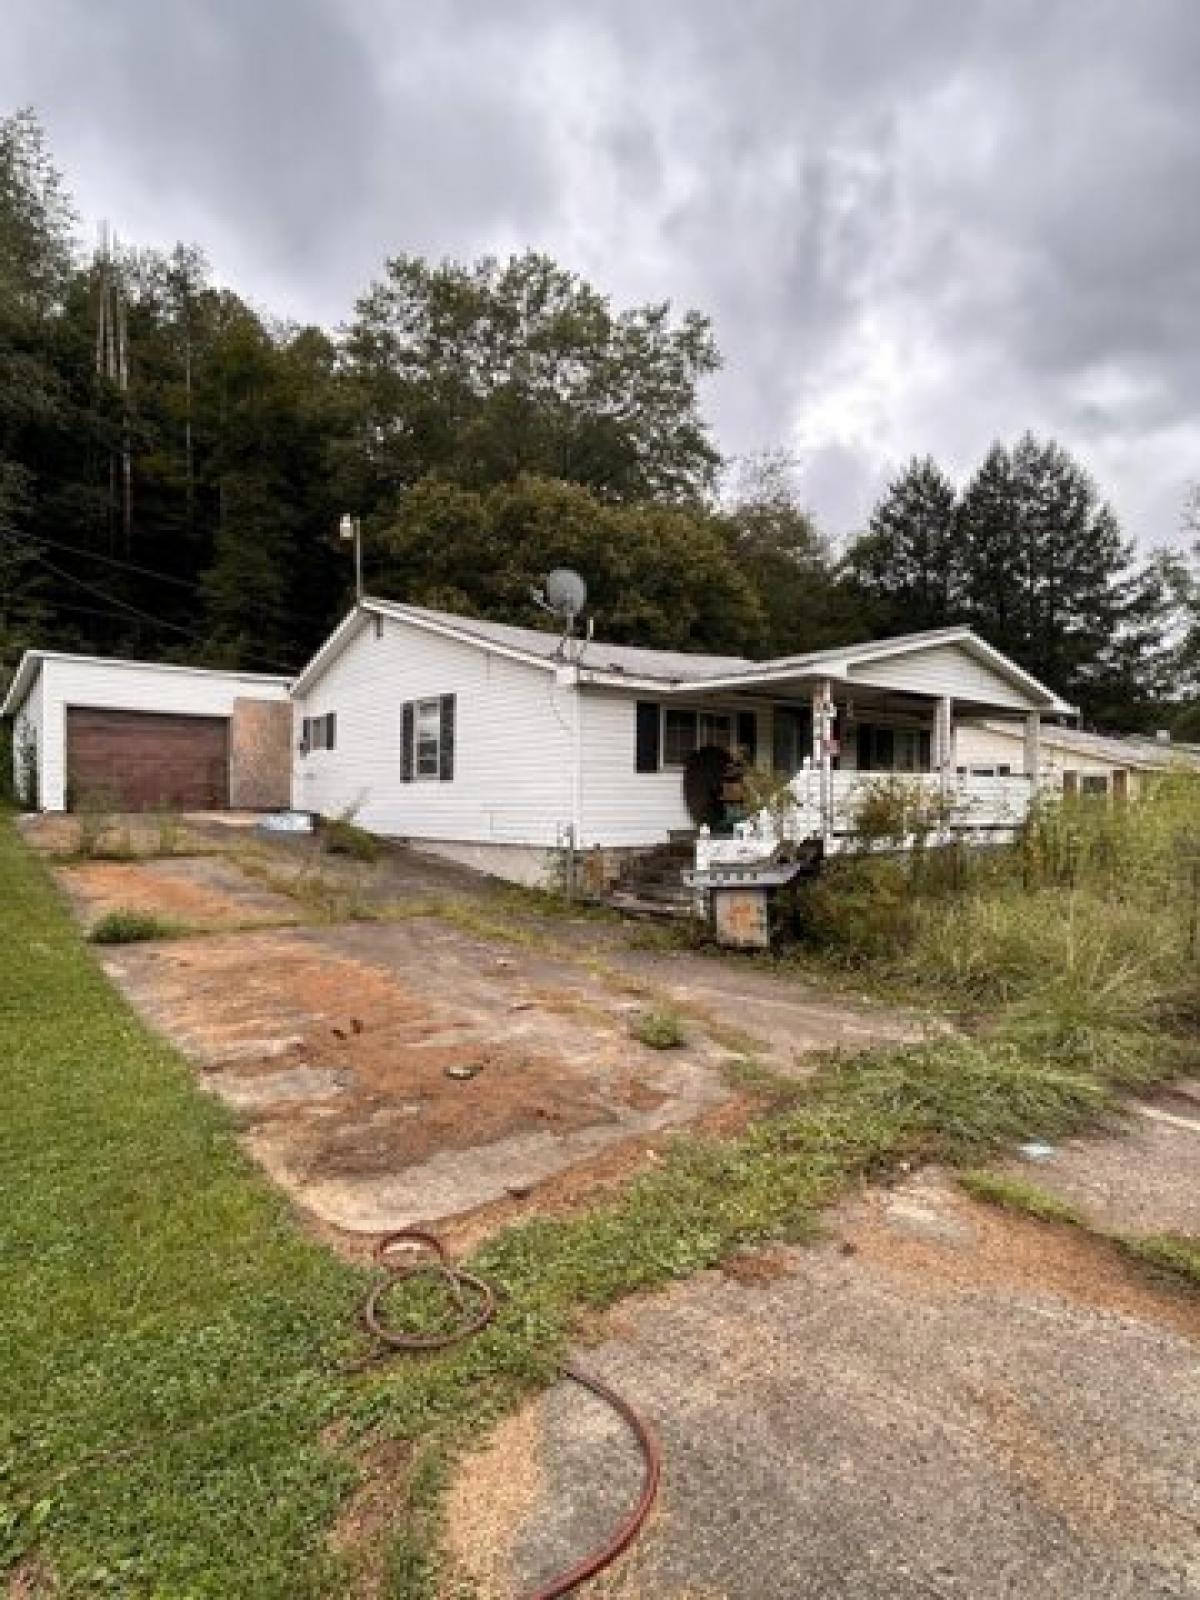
[813,679,834,836]
[936,696,955,795]
[1024,711,1042,792]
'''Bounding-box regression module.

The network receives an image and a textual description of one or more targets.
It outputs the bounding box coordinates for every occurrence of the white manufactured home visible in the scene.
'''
[7,600,1081,888]
[290,600,1075,886]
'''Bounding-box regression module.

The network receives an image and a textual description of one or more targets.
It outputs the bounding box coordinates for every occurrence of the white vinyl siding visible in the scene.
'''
[578,690,756,846]
[847,643,1036,710]
[27,658,290,812]
[294,615,574,844]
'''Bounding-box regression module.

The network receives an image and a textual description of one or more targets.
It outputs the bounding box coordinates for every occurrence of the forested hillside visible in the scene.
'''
[2,109,1196,728]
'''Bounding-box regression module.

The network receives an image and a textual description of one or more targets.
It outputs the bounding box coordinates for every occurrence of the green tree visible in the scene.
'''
[371,474,764,655]
[0,108,81,671]
[340,252,721,508]
[845,455,964,633]
[200,308,344,668]
[958,434,1169,717]
[722,451,868,655]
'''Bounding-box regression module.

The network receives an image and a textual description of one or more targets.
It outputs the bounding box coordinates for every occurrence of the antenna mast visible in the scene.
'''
[95,223,132,551]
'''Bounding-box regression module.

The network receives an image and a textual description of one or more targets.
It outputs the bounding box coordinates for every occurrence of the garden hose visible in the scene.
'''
[364,1228,661,1598]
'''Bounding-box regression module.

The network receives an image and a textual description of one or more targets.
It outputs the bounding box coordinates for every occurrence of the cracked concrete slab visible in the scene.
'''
[1001,1082,1200,1237]
[446,1173,1200,1600]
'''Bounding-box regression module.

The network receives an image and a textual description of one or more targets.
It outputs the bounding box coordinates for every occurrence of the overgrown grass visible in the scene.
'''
[90,907,183,944]
[4,780,1198,1594]
[321,818,381,863]
[959,1169,1085,1226]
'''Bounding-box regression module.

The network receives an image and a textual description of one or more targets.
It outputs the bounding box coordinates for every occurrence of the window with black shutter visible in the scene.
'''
[736,710,757,764]
[635,701,660,772]
[326,712,336,751]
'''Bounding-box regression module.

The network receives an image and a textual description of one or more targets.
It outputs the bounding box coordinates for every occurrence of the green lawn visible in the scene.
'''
[3,793,1196,1597]
[0,818,369,1596]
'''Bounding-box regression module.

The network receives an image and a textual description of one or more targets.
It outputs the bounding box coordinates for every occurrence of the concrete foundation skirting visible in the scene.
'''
[406,839,560,889]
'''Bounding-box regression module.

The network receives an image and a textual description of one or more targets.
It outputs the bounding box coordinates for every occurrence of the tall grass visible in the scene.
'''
[795,777,1200,1087]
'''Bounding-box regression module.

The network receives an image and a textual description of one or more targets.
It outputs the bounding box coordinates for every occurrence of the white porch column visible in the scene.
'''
[813,679,834,835]
[935,696,955,794]
[1024,711,1042,791]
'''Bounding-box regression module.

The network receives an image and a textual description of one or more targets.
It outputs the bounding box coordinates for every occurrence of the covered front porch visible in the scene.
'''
[658,630,1075,874]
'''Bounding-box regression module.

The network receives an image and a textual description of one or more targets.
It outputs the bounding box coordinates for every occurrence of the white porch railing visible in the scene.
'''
[696,769,1038,872]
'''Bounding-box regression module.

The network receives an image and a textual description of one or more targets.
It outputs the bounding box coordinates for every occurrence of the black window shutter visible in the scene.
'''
[401,701,414,782]
[919,729,933,771]
[439,694,456,781]
[875,726,895,770]
[301,716,311,752]
[635,701,660,772]
[736,710,757,765]
[327,712,336,751]
[856,722,873,772]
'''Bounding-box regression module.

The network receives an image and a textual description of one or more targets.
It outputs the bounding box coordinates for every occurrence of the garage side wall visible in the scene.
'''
[38,660,290,811]
[293,618,574,847]
[9,673,43,808]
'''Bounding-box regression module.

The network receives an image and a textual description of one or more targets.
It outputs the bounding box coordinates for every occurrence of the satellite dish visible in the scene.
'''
[543,567,587,622]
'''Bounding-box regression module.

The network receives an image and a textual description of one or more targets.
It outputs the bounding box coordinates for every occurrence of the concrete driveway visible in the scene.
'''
[42,824,921,1240]
[446,1167,1200,1599]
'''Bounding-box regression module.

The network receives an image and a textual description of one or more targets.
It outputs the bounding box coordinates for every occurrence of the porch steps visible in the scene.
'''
[606,837,697,920]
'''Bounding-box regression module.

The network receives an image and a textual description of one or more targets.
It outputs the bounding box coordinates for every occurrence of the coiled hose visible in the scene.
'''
[364,1228,661,1599]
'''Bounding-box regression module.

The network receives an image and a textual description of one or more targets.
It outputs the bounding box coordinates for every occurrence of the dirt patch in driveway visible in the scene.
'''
[56,855,298,931]
[98,922,733,1235]
[79,841,925,1240]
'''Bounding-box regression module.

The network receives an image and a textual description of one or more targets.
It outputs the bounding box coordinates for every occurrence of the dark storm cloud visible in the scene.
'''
[4,0,1198,544]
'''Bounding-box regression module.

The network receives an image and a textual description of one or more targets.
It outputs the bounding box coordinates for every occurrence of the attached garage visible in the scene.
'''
[3,651,294,813]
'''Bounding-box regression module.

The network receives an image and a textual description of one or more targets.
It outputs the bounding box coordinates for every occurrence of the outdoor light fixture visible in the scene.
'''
[339,512,363,603]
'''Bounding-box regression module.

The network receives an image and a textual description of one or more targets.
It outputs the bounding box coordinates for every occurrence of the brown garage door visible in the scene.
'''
[66,708,230,811]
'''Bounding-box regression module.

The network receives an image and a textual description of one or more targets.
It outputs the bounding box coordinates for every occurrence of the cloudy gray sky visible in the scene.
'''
[5,0,1199,547]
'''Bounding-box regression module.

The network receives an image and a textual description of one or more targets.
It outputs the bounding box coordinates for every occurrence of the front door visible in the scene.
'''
[772,706,812,776]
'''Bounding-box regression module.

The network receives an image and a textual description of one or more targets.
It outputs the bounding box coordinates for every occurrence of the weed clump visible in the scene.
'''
[321,817,380,862]
[631,1007,686,1049]
[90,907,180,943]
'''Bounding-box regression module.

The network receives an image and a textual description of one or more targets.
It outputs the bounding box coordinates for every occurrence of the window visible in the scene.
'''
[401,695,456,783]
[663,709,697,766]
[663,708,733,767]
[415,698,440,778]
[775,707,812,775]
[303,713,336,753]
[856,724,931,772]
[699,711,733,751]
[1081,774,1109,797]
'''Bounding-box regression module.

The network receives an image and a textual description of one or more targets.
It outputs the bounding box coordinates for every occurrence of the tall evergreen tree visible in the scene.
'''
[845,456,963,632]
[958,434,1169,717]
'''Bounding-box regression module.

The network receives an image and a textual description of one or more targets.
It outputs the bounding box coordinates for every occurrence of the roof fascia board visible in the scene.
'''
[4,649,291,717]
[290,608,368,696]
[374,605,559,672]
[1,651,40,717]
